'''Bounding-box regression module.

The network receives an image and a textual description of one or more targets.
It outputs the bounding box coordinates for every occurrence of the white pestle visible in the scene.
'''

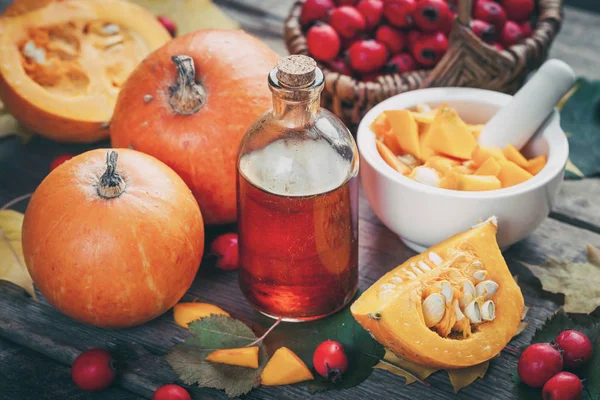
[477,59,577,150]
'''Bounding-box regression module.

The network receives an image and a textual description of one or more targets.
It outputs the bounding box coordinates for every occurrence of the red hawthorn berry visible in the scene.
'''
[50,154,74,171]
[307,23,341,61]
[337,0,359,5]
[414,0,451,32]
[542,372,583,400]
[211,233,239,271]
[375,25,406,53]
[330,6,367,38]
[520,19,534,37]
[152,384,191,400]
[439,8,455,36]
[71,349,116,392]
[407,30,421,52]
[387,53,417,73]
[326,57,353,75]
[500,0,535,22]
[157,16,177,37]
[553,330,593,368]
[518,343,563,388]
[471,19,496,43]
[493,43,504,51]
[300,0,336,25]
[348,39,388,73]
[356,0,384,30]
[411,32,448,67]
[474,1,507,30]
[313,340,349,382]
[499,21,523,48]
[383,0,417,28]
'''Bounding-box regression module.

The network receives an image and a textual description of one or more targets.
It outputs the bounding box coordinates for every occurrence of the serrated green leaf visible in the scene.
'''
[260,293,385,392]
[522,246,600,314]
[559,78,600,178]
[164,315,268,398]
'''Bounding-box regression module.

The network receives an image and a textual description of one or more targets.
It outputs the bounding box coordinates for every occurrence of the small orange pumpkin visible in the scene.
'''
[0,0,171,142]
[110,30,280,225]
[22,149,204,328]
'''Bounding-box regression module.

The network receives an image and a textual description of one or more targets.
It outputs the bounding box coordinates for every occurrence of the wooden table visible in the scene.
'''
[1,1,599,399]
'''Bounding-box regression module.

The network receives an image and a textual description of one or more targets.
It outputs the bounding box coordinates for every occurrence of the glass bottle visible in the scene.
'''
[236,55,360,322]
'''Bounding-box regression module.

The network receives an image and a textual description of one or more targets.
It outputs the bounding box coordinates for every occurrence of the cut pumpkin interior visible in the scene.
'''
[0,0,171,142]
[260,347,314,386]
[351,218,524,369]
[173,302,230,329]
[205,346,259,369]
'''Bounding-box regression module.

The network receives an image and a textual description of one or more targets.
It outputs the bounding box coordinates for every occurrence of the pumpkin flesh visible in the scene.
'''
[0,0,171,142]
[351,218,524,368]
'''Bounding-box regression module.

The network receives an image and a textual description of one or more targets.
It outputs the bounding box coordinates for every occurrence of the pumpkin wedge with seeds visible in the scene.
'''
[351,217,524,369]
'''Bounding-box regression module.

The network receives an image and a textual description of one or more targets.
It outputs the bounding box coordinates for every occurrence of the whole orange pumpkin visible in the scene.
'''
[22,149,204,328]
[110,30,279,225]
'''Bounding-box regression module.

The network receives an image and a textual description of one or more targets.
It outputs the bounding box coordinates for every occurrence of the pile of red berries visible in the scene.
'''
[300,0,537,81]
[518,330,593,399]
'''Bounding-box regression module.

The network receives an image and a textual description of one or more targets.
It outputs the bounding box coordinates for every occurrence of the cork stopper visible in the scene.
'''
[276,55,317,87]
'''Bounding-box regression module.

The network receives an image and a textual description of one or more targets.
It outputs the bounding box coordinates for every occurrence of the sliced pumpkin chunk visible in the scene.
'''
[376,140,411,175]
[452,161,477,175]
[426,107,478,160]
[455,173,502,191]
[261,347,314,386]
[526,155,547,175]
[351,218,524,369]
[205,346,259,369]
[385,110,421,159]
[371,114,402,154]
[419,124,438,161]
[474,157,502,177]
[472,146,507,166]
[411,111,435,124]
[468,124,485,139]
[498,161,534,188]
[424,155,460,175]
[504,144,529,168]
[173,302,230,329]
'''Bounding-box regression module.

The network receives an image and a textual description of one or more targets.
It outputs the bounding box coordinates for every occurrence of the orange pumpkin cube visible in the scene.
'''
[472,146,507,166]
[426,107,478,160]
[376,140,411,175]
[385,110,421,159]
[526,155,547,175]
[504,144,529,168]
[498,161,534,188]
[475,157,502,177]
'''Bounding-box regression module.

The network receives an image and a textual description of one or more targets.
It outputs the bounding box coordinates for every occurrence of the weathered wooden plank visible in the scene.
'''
[0,337,143,400]
[0,187,598,399]
[551,178,600,233]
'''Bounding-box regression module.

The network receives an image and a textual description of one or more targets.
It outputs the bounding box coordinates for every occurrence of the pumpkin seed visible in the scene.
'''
[428,251,443,266]
[464,300,482,323]
[476,280,498,299]
[422,293,446,327]
[481,300,496,321]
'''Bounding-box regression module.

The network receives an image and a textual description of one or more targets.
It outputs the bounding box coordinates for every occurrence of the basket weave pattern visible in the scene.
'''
[284,0,563,127]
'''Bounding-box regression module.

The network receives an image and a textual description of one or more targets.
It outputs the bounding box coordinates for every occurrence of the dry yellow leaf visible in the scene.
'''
[0,210,35,298]
[127,0,239,35]
[447,362,489,392]
[374,350,438,385]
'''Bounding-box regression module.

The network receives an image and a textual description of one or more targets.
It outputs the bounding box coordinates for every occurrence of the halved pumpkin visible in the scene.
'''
[0,0,171,142]
[351,218,524,369]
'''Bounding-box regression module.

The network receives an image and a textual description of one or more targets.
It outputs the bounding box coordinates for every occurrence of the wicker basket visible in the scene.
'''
[284,0,563,128]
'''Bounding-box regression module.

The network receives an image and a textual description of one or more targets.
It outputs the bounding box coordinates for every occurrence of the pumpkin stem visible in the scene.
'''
[97,150,126,199]
[169,55,206,115]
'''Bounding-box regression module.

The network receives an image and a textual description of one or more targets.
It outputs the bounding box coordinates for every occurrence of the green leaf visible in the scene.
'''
[516,309,600,400]
[164,315,268,398]
[522,245,600,314]
[559,78,600,178]
[261,294,385,392]
[0,210,35,298]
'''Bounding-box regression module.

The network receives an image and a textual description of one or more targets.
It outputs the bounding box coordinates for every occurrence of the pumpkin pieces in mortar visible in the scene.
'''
[22,149,204,328]
[372,104,547,191]
[351,217,525,369]
[110,30,280,225]
[0,0,171,142]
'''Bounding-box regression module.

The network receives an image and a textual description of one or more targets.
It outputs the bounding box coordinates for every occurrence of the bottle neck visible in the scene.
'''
[271,92,321,126]
[268,67,324,128]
